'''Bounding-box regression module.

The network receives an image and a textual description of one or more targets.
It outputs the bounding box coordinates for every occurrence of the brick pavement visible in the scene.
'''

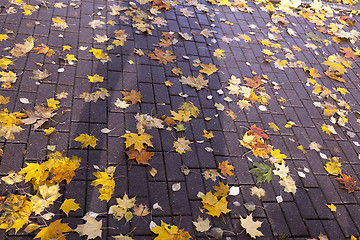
[1,0,360,239]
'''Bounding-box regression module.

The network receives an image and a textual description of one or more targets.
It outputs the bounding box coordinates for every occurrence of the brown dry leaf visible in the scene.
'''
[147,48,176,65]
[21,105,56,130]
[244,75,261,88]
[200,28,216,38]
[226,109,237,120]
[336,173,358,193]
[33,44,56,57]
[180,73,208,90]
[133,204,150,216]
[121,90,142,105]
[30,69,51,81]
[10,36,35,58]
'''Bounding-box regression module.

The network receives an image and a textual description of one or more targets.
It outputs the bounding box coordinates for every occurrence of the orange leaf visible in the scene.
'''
[125,146,154,165]
[218,160,234,177]
[121,90,142,105]
[336,173,358,193]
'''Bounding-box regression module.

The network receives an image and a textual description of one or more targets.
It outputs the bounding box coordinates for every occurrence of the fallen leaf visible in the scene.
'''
[60,199,80,216]
[240,213,263,239]
[193,216,211,232]
[74,134,98,149]
[173,137,192,154]
[35,219,72,240]
[336,173,358,193]
[75,215,102,239]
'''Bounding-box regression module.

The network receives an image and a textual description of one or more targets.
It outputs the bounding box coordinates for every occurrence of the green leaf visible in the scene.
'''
[306,32,323,42]
[174,123,186,132]
[249,162,272,183]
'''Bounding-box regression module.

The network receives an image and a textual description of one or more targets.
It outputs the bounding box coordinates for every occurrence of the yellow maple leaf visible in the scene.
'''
[0,34,9,41]
[0,194,33,233]
[35,219,72,240]
[199,63,218,76]
[270,149,287,163]
[152,221,192,240]
[60,199,80,216]
[336,87,349,95]
[62,45,71,51]
[74,133,98,149]
[10,36,35,58]
[88,74,104,83]
[321,123,337,135]
[203,129,214,139]
[213,182,229,197]
[326,203,337,212]
[47,98,60,110]
[201,191,231,217]
[171,110,192,122]
[173,137,192,154]
[297,145,307,154]
[268,122,279,131]
[91,166,116,202]
[0,58,13,70]
[213,49,225,59]
[47,151,81,184]
[262,49,275,56]
[89,48,111,63]
[325,157,341,175]
[218,160,234,177]
[31,184,62,215]
[238,33,252,42]
[122,132,153,151]
[19,162,48,188]
[66,54,77,62]
[43,127,55,136]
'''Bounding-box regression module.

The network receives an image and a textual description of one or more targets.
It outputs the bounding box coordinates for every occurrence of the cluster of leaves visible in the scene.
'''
[325,157,358,193]
[0,151,81,234]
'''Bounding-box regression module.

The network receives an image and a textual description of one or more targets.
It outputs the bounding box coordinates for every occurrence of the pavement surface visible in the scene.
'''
[1,0,360,239]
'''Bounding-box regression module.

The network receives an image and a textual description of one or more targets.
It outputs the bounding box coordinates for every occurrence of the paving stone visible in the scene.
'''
[264,202,291,237]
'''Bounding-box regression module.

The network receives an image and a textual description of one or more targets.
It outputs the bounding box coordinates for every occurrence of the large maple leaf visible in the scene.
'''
[147,48,176,65]
[91,166,116,201]
[200,191,231,217]
[10,36,35,58]
[152,221,192,240]
[122,132,153,152]
[240,213,263,239]
[75,215,102,239]
[336,173,358,193]
[35,219,72,240]
[21,105,56,130]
